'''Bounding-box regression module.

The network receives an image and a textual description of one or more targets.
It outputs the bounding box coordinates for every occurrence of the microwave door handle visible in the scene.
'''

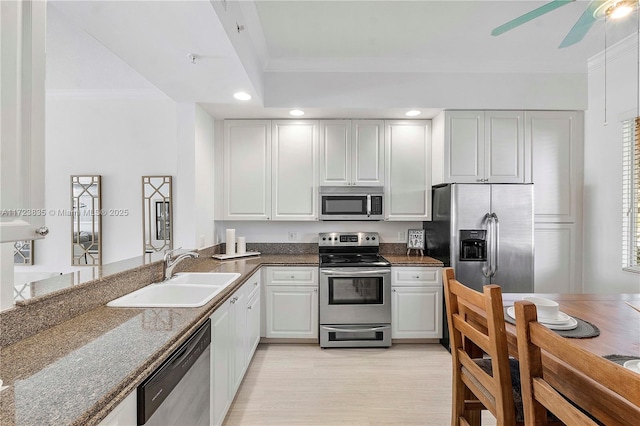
[481,213,492,278]
[366,194,371,217]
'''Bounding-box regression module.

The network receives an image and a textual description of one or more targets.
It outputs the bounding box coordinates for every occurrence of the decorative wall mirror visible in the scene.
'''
[71,175,102,266]
[14,241,34,265]
[143,176,173,254]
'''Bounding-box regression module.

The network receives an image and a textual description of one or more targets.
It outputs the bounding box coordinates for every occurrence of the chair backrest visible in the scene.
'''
[443,267,516,424]
[514,300,640,425]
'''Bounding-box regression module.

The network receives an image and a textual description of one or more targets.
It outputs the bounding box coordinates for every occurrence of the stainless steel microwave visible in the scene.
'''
[318,186,384,221]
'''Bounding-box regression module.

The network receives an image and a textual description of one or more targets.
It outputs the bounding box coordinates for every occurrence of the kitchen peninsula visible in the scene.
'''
[0,250,442,425]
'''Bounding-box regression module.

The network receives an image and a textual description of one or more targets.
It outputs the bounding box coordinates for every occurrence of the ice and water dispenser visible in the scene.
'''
[459,230,486,261]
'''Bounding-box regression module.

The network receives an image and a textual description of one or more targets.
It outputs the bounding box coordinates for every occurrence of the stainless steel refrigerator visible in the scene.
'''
[424,183,534,293]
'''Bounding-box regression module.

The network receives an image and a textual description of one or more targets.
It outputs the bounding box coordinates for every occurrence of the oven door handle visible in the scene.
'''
[321,325,389,333]
[321,269,389,275]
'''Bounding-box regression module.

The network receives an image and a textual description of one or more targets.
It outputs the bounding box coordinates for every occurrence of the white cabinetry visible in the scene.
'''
[384,120,432,221]
[527,111,582,223]
[98,390,136,425]
[272,121,319,220]
[526,111,583,293]
[0,0,47,243]
[432,110,526,184]
[265,267,318,339]
[210,270,261,426]
[391,267,442,339]
[319,120,384,186]
[223,120,271,220]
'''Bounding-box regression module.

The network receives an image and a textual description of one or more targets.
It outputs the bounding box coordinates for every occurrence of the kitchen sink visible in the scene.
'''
[169,272,240,286]
[107,272,240,308]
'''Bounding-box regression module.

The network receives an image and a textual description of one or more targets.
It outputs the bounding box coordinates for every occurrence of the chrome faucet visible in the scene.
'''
[163,248,199,281]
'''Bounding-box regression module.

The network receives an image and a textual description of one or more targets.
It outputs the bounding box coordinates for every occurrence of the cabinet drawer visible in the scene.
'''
[266,267,318,286]
[245,269,261,300]
[391,267,441,286]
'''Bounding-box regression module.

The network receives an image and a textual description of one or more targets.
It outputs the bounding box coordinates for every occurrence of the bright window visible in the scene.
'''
[622,117,640,272]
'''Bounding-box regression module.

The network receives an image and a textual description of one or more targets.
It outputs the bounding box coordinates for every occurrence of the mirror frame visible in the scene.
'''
[71,175,102,266]
[142,176,173,254]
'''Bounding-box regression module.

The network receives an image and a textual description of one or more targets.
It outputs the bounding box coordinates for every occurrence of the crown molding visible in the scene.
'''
[588,30,640,71]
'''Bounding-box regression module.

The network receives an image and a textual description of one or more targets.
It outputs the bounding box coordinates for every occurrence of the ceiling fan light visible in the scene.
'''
[606,1,635,20]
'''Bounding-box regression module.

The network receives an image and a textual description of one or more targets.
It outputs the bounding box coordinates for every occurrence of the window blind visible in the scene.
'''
[622,117,640,270]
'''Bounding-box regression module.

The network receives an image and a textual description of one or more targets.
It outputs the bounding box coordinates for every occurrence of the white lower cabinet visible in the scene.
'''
[265,267,318,339]
[98,390,136,425]
[210,270,261,426]
[391,267,443,339]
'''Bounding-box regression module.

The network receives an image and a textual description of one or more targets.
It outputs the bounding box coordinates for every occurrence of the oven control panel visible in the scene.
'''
[319,232,380,247]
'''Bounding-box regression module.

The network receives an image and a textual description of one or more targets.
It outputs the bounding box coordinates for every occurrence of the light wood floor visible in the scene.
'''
[223,343,497,425]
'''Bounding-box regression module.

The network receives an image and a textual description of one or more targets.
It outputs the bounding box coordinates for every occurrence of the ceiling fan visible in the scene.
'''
[491,0,638,48]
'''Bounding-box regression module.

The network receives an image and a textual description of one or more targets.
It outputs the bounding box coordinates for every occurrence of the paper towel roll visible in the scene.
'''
[226,229,236,254]
[237,237,246,254]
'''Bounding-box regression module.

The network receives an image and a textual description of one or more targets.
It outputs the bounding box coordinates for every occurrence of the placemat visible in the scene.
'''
[603,354,639,366]
[503,306,600,338]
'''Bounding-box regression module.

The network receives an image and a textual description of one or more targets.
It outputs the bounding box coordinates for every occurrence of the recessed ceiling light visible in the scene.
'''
[405,110,421,117]
[233,92,251,101]
[289,109,305,116]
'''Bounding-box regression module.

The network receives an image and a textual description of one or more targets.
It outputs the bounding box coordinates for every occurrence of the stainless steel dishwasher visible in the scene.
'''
[137,319,211,425]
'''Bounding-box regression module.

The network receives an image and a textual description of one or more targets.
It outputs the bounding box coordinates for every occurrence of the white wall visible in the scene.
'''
[215,221,422,246]
[195,105,217,248]
[584,34,640,293]
[23,96,178,274]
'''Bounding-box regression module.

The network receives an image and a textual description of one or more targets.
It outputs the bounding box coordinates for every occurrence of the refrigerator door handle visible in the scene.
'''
[482,213,493,278]
[490,213,499,277]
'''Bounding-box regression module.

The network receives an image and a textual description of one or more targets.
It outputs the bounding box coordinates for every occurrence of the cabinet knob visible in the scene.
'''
[35,226,49,236]
[254,281,258,286]
[393,289,396,292]
[414,276,420,279]
[248,305,252,310]
[314,288,318,293]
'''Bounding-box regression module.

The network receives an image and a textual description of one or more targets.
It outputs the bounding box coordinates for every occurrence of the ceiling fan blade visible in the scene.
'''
[558,0,606,48]
[491,0,576,36]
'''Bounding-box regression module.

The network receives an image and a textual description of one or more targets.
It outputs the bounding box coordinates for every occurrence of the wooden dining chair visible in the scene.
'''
[443,267,522,426]
[514,300,640,425]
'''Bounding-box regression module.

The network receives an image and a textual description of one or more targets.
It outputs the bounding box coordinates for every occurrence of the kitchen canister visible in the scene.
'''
[237,237,246,254]
[226,229,236,255]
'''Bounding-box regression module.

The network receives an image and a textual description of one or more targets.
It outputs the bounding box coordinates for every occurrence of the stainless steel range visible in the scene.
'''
[319,232,391,348]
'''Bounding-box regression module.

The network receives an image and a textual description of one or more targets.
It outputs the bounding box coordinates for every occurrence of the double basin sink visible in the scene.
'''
[107,272,241,308]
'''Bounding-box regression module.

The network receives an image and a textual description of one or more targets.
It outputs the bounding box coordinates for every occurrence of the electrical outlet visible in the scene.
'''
[288,231,299,241]
[398,231,405,242]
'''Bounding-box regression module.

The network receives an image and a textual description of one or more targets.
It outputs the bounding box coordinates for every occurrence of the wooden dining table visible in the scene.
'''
[501,292,640,358]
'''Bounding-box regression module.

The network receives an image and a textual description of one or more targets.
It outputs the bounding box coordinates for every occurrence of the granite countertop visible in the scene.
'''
[0,253,441,425]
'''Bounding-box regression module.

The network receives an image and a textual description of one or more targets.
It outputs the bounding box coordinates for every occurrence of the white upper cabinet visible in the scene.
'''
[432,110,526,184]
[319,120,384,186]
[223,120,272,220]
[526,111,582,223]
[272,120,319,220]
[0,1,47,242]
[384,120,432,221]
[485,111,525,183]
